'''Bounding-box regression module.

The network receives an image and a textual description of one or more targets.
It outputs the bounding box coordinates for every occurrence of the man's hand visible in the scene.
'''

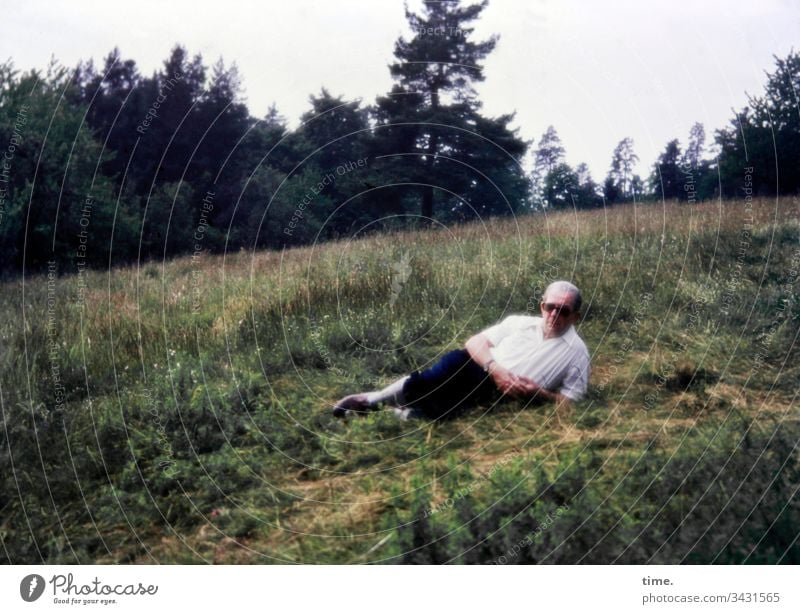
[490,365,570,405]
[464,332,569,405]
[490,366,540,399]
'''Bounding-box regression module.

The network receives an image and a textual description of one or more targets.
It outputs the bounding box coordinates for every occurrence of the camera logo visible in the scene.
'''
[20,574,45,602]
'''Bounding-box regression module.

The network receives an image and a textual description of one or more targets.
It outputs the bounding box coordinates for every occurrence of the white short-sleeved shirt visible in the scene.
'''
[481,314,590,401]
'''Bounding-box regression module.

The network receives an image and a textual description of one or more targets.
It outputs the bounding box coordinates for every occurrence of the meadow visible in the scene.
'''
[1,198,799,564]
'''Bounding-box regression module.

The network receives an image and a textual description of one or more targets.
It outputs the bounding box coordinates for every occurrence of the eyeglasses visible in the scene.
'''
[541,302,574,318]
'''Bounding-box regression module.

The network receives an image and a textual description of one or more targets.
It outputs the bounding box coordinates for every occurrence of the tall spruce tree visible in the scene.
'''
[293,89,377,235]
[0,62,130,271]
[296,88,371,173]
[71,49,146,182]
[535,125,566,174]
[684,122,705,171]
[374,0,528,221]
[533,125,566,209]
[716,50,800,197]
[142,46,207,187]
[650,139,683,201]
[682,122,713,201]
[605,137,639,203]
[542,162,578,209]
[574,162,602,208]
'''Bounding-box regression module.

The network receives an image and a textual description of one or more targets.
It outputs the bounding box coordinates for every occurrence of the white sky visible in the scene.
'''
[4,0,799,179]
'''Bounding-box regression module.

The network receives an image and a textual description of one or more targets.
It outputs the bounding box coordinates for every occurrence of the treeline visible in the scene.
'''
[0,1,798,274]
[532,51,800,209]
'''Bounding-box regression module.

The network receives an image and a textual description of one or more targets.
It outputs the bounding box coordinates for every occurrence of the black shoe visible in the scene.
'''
[332,394,371,418]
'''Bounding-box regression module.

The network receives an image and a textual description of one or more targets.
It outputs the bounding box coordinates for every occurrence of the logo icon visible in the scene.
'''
[20,574,45,602]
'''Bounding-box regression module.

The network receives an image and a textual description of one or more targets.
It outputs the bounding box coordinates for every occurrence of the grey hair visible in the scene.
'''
[543,280,582,311]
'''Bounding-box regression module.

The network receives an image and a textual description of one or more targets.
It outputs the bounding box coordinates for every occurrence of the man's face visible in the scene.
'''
[540,290,579,338]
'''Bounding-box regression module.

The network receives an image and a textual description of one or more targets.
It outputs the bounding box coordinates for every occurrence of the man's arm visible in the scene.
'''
[465,333,560,402]
[464,332,496,371]
[465,332,520,394]
[465,333,571,406]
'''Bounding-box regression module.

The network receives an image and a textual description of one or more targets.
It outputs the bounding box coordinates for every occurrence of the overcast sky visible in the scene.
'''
[5,0,799,178]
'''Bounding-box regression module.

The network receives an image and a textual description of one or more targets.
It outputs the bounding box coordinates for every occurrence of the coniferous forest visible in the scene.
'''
[1,1,799,275]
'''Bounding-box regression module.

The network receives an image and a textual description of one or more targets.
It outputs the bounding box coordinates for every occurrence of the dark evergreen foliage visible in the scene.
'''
[2,22,800,275]
[715,51,800,198]
[373,0,530,222]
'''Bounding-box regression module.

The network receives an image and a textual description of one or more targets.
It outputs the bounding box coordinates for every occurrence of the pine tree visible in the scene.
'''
[296,88,370,173]
[187,58,254,250]
[682,122,713,201]
[574,163,601,208]
[535,125,566,174]
[532,125,566,209]
[194,58,250,180]
[684,122,705,170]
[142,45,207,186]
[293,89,377,235]
[605,137,639,202]
[543,162,578,209]
[0,62,130,271]
[650,139,683,202]
[71,49,147,182]
[716,50,800,196]
[374,0,528,221]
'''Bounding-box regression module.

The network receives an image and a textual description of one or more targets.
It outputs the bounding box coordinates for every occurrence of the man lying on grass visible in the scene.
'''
[333,280,590,420]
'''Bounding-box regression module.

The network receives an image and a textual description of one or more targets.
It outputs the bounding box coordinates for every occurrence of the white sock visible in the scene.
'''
[365,376,409,406]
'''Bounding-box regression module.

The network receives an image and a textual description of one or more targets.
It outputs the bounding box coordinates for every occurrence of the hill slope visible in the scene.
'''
[1,199,799,563]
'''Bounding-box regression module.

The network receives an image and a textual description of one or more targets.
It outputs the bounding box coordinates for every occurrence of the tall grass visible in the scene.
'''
[1,198,799,563]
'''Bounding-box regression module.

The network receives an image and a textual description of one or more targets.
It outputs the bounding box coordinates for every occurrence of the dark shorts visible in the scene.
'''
[402,349,499,420]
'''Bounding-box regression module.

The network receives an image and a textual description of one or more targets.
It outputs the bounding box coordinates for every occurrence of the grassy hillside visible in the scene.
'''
[1,198,799,563]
